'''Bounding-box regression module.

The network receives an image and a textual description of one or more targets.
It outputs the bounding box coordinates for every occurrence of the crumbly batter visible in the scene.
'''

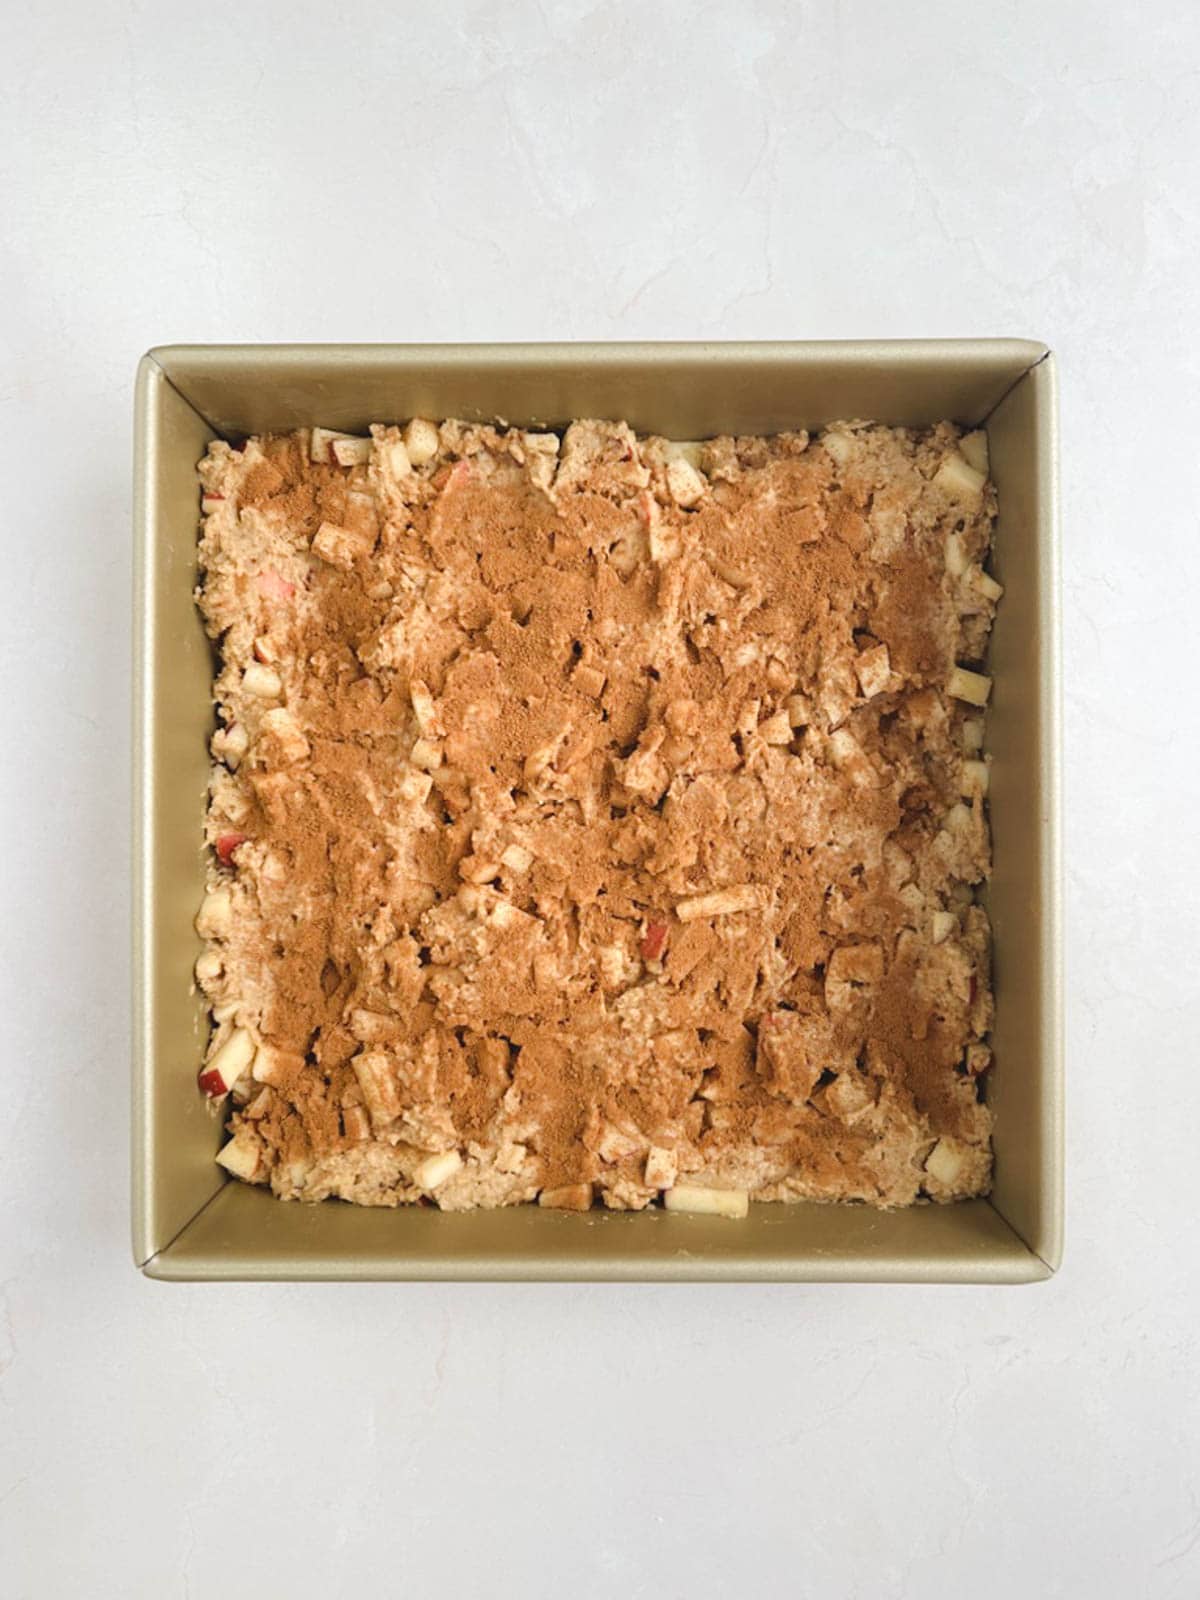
[194,414,1000,1212]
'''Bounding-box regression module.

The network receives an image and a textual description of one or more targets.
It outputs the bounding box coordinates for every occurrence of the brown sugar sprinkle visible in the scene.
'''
[194,417,999,1210]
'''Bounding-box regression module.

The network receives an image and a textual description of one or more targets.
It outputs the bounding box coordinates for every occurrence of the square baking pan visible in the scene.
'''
[133,340,1061,1282]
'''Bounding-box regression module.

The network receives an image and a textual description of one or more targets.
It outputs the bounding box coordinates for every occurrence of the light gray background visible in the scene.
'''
[3,2,1197,1596]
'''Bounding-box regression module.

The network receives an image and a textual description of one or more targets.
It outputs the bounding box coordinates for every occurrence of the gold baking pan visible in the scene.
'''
[133,341,1061,1282]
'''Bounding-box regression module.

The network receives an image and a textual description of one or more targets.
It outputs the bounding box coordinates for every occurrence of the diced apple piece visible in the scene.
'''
[375,436,411,482]
[821,430,855,467]
[459,854,501,885]
[410,736,443,771]
[595,943,634,990]
[251,770,303,827]
[194,949,223,986]
[410,679,441,736]
[348,1009,399,1043]
[647,508,680,567]
[402,417,441,466]
[330,435,372,467]
[944,531,968,577]
[351,1051,402,1128]
[489,898,536,932]
[399,768,433,804]
[944,801,973,836]
[947,666,992,706]
[243,1087,272,1118]
[664,698,699,737]
[966,1043,992,1077]
[256,568,295,603]
[609,521,649,576]
[663,1184,749,1219]
[757,710,793,745]
[855,643,891,700]
[829,728,875,787]
[572,661,606,698]
[214,831,249,865]
[241,663,282,699]
[252,633,280,664]
[414,1149,463,1191]
[658,439,702,471]
[538,1183,593,1211]
[525,431,560,454]
[924,1136,972,1188]
[708,554,751,590]
[500,842,533,873]
[827,942,884,986]
[311,520,370,570]
[196,887,233,938]
[258,707,309,766]
[933,452,986,502]
[960,758,989,796]
[666,457,706,507]
[972,566,1004,601]
[212,722,249,769]
[310,427,366,464]
[251,1043,304,1086]
[931,911,957,945]
[309,427,335,464]
[814,1073,875,1124]
[645,1146,678,1189]
[897,883,925,921]
[961,718,985,753]
[959,429,989,475]
[259,850,288,885]
[736,698,761,738]
[818,680,855,730]
[200,492,226,513]
[216,1131,262,1181]
[595,1120,639,1162]
[342,1103,372,1141]
[199,1026,256,1099]
[640,920,669,961]
[494,1141,528,1175]
[676,885,761,921]
[523,737,562,787]
[786,694,812,728]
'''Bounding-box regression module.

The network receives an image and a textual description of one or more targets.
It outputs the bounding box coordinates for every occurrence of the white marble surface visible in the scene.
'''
[3,2,1198,1595]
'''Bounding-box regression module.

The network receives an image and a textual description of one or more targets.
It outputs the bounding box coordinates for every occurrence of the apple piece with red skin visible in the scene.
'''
[640,921,668,961]
[434,459,473,492]
[256,569,295,603]
[215,832,249,865]
[198,1027,256,1099]
[311,427,363,464]
[197,1066,230,1098]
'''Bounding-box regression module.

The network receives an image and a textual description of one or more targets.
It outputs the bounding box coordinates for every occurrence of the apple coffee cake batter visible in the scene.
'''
[193,415,1000,1213]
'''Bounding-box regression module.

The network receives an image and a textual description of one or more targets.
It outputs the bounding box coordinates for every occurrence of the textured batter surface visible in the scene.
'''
[194,416,1000,1210]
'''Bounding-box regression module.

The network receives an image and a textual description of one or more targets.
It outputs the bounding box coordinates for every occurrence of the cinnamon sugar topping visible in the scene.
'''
[194,417,999,1210]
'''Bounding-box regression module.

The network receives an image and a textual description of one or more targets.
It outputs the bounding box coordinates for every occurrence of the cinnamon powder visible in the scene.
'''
[194,417,998,1209]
